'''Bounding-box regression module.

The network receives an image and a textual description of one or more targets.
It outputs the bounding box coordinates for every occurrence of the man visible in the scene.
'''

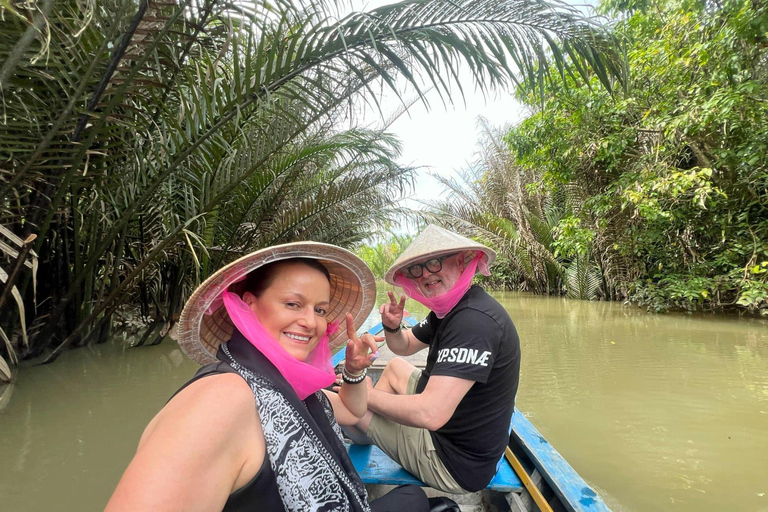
[354,225,521,494]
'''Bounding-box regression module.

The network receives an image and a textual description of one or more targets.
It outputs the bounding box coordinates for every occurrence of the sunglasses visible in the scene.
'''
[405,253,459,279]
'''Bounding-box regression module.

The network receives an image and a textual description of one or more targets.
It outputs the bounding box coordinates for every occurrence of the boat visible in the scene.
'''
[332,317,611,512]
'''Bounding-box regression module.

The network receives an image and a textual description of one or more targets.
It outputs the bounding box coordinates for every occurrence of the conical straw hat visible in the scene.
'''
[176,242,376,365]
[384,225,496,285]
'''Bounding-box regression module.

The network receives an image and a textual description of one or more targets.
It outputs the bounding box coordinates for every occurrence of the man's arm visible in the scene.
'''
[379,291,429,356]
[366,375,474,431]
[383,327,429,356]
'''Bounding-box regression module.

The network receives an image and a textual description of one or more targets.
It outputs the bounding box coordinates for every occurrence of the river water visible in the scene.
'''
[0,291,766,511]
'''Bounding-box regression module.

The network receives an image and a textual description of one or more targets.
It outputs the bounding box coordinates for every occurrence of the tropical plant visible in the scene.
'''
[356,231,414,280]
[0,225,37,380]
[0,0,627,366]
[499,0,768,312]
[424,118,569,294]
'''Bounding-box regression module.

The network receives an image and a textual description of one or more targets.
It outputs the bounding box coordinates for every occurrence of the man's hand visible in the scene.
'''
[343,313,382,374]
[378,291,427,357]
[379,291,406,330]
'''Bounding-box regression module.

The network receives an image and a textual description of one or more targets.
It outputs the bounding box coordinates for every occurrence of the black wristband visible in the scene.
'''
[382,322,402,333]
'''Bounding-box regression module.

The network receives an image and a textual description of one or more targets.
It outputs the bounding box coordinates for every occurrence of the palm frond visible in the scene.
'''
[565,255,601,299]
[2,0,625,359]
[0,351,12,382]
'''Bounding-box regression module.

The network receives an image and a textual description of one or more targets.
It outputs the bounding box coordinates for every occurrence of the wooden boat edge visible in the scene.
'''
[511,410,610,512]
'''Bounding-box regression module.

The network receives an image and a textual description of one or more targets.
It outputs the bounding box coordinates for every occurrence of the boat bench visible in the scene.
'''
[344,442,524,493]
[332,322,523,493]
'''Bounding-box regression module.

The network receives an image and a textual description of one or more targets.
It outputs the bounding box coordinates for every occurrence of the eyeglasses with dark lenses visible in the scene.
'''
[406,253,459,279]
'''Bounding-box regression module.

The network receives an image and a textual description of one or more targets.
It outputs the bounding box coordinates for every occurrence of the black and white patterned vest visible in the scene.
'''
[220,334,371,512]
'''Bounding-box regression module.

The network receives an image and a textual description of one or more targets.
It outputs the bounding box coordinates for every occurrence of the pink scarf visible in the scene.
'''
[394,254,490,318]
[222,291,337,399]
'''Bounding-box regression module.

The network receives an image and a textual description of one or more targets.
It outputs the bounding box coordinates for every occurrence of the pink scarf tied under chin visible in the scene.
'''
[394,254,489,318]
[221,291,337,399]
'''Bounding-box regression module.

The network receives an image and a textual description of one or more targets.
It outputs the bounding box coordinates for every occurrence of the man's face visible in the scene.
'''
[405,252,466,298]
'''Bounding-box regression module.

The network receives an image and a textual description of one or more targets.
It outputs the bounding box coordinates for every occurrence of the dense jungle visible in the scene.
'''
[369,0,768,315]
[2,2,767,511]
[1,0,766,379]
[0,0,627,380]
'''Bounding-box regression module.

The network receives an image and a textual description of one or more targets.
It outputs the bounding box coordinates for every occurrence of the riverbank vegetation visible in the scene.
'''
[0,0,624,372]
[355,231,413,280]
[429,0,768,315]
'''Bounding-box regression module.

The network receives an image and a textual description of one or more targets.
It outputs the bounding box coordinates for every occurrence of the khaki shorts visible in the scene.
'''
[367,369,467,494]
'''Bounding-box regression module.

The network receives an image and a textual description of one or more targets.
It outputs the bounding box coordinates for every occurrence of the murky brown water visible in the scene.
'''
[0,291,766,511]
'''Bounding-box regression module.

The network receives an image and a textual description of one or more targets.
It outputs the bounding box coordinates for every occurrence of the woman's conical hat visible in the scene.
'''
[384,225,496,285]
[176,242,376,365]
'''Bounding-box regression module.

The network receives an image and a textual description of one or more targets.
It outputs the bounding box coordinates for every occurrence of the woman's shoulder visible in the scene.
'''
[105,372,265,511]
[178,369,252,400]
[142,372,257,447]
[165,371,253,415]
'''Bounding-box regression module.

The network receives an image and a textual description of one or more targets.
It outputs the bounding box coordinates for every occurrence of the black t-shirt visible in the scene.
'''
[411,285,520,492]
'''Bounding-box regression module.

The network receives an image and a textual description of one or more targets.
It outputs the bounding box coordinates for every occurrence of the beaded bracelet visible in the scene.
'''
[342,366,368,384]
[382,322,402,333]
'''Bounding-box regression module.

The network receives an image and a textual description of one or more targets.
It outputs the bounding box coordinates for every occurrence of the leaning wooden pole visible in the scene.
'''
[505,446,555,512]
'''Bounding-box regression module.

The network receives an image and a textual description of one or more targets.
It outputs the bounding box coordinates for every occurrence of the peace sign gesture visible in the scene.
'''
[343,313,382,374]
[379,291,406,330]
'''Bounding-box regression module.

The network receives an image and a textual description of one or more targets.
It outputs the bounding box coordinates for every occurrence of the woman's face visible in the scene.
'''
[243,261,331,362]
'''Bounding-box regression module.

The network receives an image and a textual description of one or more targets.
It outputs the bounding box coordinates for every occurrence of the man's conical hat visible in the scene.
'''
[384,225,496,285]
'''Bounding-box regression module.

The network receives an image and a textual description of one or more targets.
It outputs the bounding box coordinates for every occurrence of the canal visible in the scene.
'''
[0,290,766,511]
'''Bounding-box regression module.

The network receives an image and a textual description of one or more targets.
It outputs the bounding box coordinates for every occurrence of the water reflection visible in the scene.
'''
[0,291,766,512]
[0,382,14,412]
[493,292,768,512]
[0,339,199,511]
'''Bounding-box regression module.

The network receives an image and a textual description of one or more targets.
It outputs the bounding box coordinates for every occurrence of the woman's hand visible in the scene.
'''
[324,315,383,422]
[379,291,406,330]
[343,313,382,374]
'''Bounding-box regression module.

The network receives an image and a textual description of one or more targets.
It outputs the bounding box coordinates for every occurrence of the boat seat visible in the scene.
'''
[344,442,524,493]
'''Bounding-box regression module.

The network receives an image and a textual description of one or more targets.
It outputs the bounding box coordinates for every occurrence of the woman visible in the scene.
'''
[105,242,429,512]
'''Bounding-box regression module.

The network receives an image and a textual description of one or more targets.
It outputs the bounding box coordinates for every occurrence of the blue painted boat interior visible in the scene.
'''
[345,442,524,493]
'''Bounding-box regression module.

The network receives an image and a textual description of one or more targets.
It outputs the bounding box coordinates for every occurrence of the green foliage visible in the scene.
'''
[424,119,567,294]
[565,255,602,300]
[355,233,413,280]
[500,0,768,313]
[552,216,595,259]
[0,0,627,362]
[737,278,768,315]
[630,273,724,313]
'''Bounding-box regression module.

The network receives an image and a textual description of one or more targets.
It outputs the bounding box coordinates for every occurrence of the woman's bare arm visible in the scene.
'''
[324,314,380,424]
[105,373,263,512]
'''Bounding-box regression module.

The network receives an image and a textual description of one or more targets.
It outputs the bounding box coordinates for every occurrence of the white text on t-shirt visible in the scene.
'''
[436,347,491,366]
